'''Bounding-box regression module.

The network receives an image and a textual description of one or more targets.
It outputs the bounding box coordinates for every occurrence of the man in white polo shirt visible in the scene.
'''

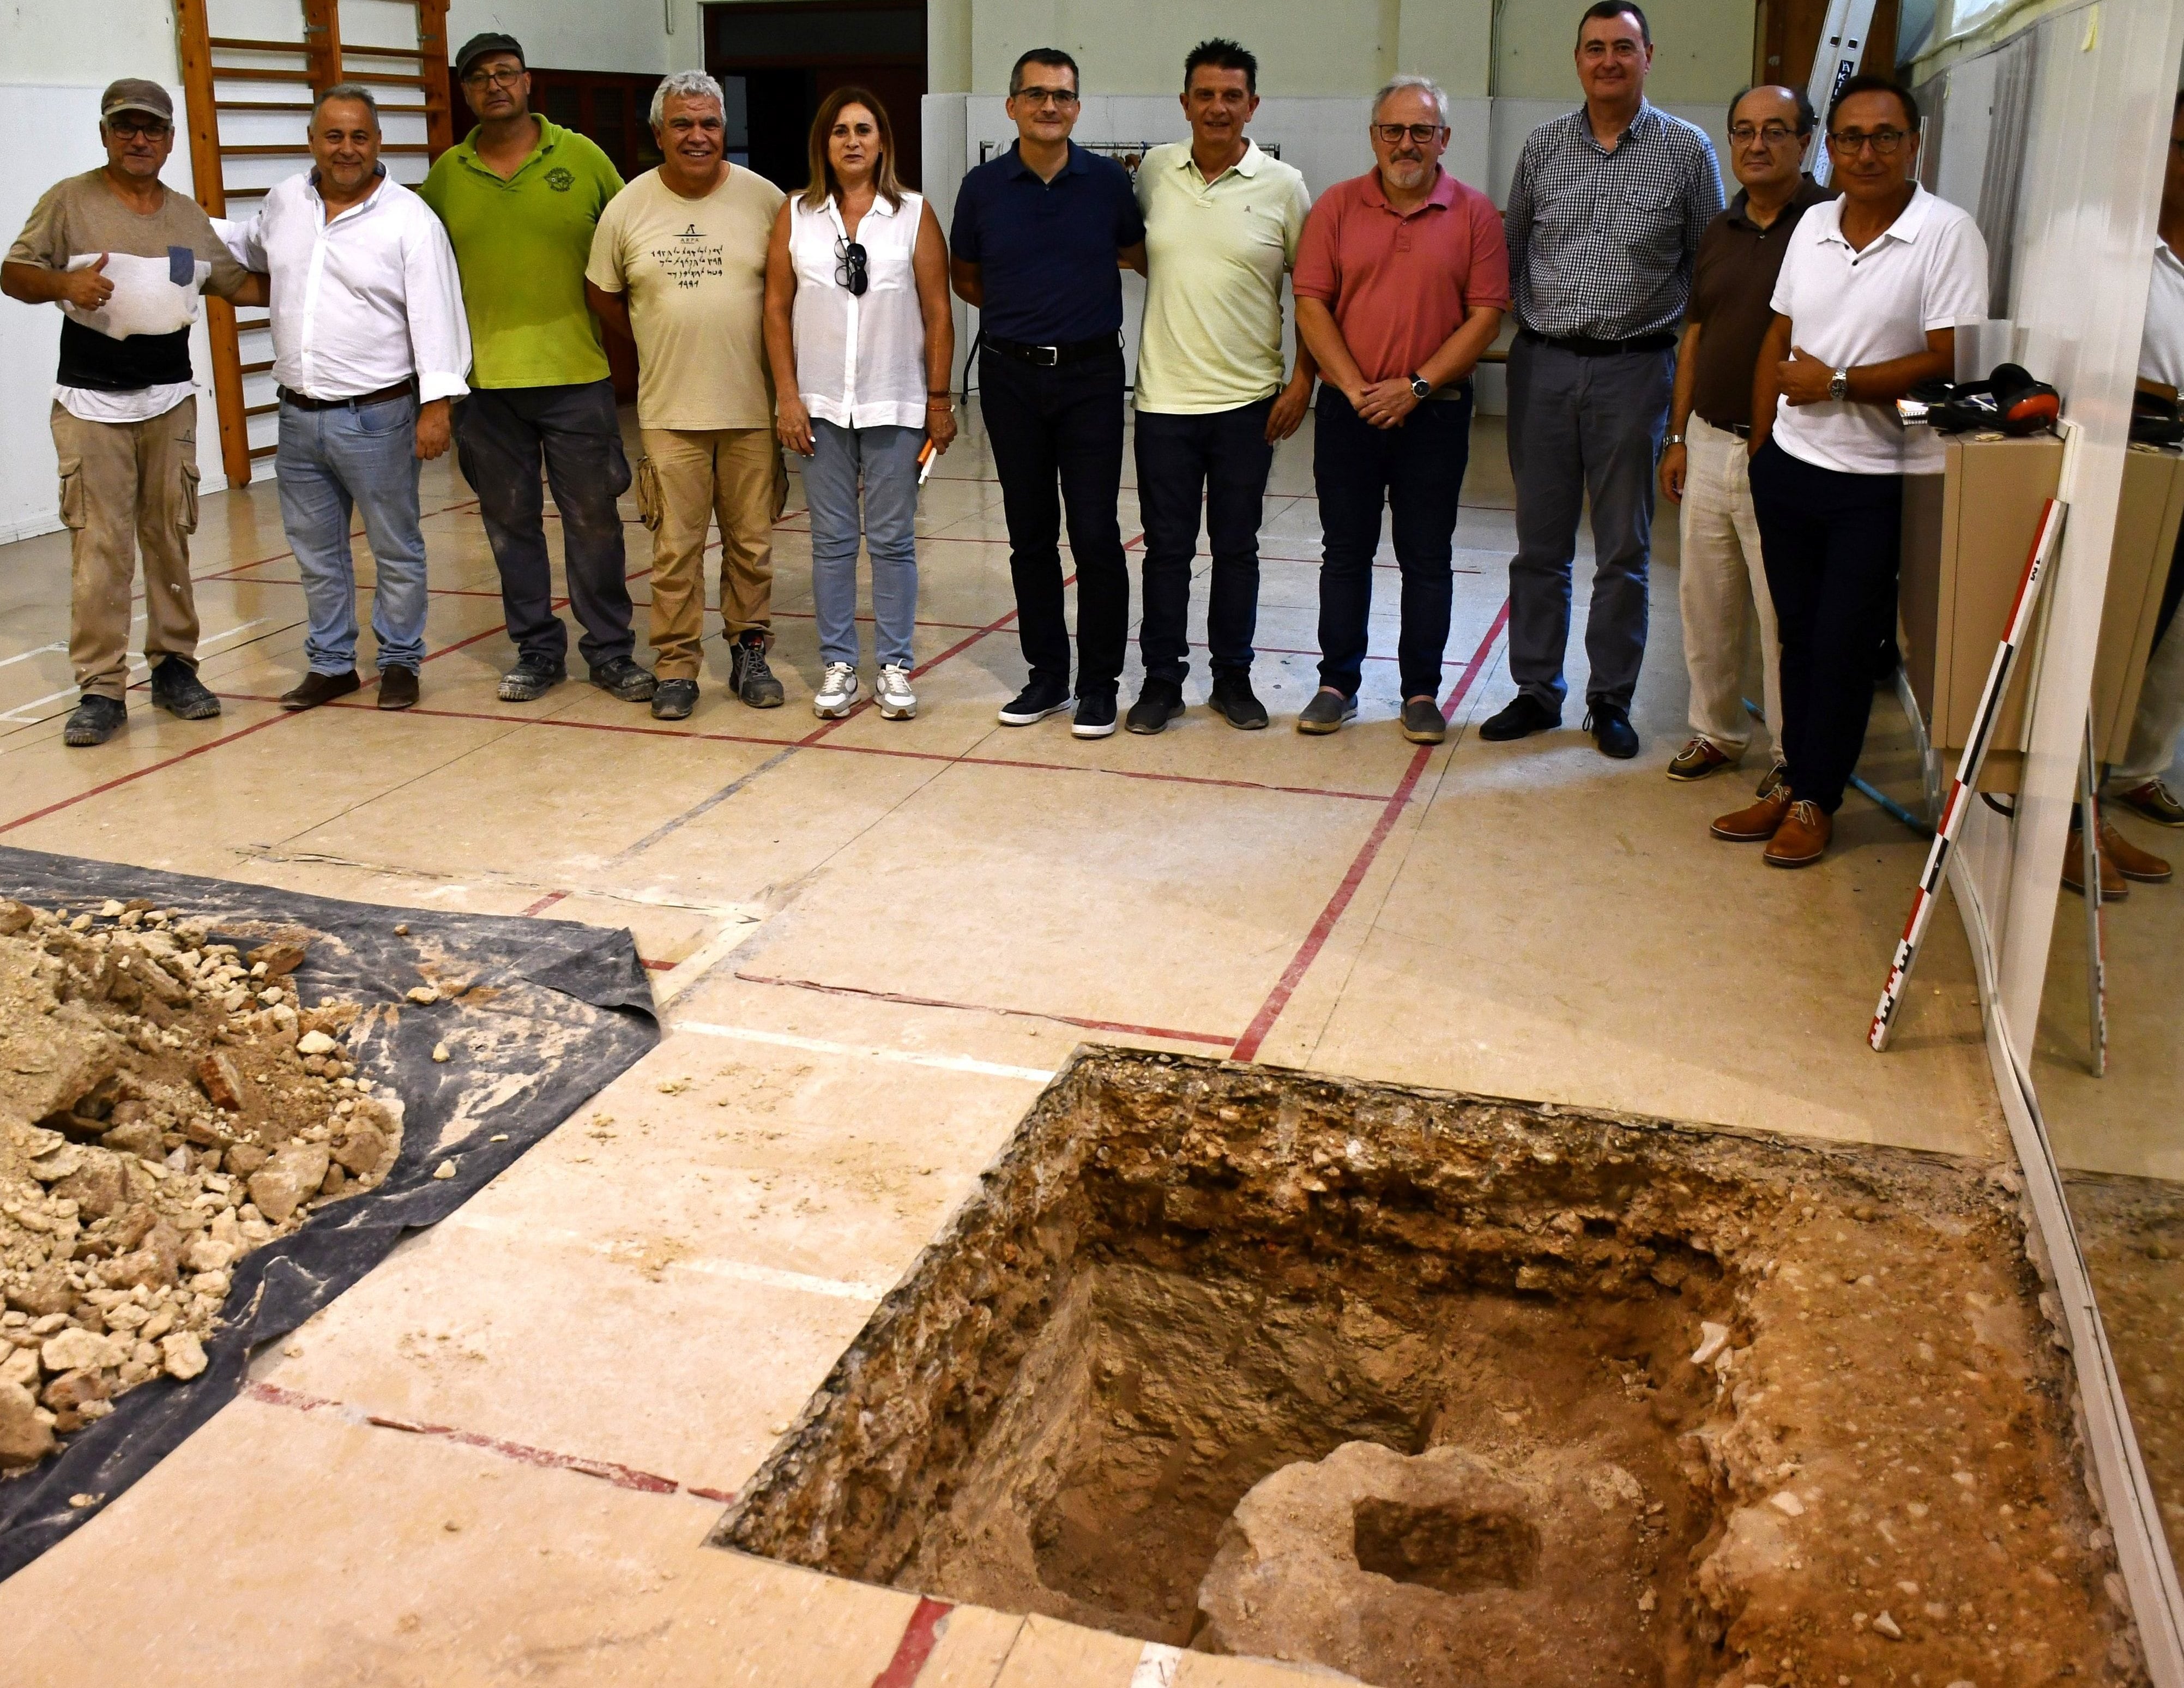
[1127,37,1314,734]
[244,83,470,714]
[1716,74,1987,869]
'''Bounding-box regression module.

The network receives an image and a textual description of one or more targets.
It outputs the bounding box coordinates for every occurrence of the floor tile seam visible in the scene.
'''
[0,610,532,834]
[727,969,1239,1050]
[1229,599,1512,1063]
[238,1380,739,1502]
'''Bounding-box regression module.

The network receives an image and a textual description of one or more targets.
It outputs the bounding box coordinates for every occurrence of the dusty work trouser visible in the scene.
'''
[51,398,202,702]
[636,427,782,681]
[1677,414,1783,762]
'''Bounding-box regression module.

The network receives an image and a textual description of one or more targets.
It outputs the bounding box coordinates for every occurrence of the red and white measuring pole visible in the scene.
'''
[1870,496,2068,1052]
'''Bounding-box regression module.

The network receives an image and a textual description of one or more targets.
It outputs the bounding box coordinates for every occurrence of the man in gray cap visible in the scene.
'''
[3,80,266,746]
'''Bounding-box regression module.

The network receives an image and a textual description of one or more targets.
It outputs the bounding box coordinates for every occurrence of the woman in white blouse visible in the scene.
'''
[764,88,956,720]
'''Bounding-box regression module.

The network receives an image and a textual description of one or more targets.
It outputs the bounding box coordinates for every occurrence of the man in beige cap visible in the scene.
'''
[2,80,266,746]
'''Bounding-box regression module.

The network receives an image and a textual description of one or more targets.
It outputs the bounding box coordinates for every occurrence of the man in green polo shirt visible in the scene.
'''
[419,32,654,705]
[1127,38,1314,736]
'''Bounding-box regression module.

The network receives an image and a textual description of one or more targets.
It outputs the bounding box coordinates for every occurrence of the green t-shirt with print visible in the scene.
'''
[419,117,624,388]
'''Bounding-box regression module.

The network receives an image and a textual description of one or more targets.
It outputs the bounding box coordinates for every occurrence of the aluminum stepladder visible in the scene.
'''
[1801,0,1883,188]
[1869,496,2070,1051]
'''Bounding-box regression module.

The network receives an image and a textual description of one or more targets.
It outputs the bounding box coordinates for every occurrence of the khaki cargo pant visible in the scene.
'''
[635,427,785,680]
[52,399,202,702]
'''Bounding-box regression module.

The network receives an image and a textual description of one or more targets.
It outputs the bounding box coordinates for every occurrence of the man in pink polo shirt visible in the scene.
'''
[1292,74,1509,742]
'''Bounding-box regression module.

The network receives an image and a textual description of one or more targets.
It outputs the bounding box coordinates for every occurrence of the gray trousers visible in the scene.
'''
[1505,334,1674,713]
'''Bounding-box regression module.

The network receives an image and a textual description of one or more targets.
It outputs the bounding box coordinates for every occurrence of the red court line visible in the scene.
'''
[871,1597,955,1688]
[1229,599,1511,1064]
[244,1382,712,1499]
[518,889,569,917]
[641,958,676,972]
[735,969,1239,1049]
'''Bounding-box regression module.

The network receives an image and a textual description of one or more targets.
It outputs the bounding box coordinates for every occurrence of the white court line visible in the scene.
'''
[2,617,276,720]
[673,1019,1057,1084]
[445,1210,891,1303]
[0,643,66,671]
[1130,1644,1184,1688]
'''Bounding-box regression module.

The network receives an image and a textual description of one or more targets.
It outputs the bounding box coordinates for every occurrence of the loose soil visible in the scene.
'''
[2067,1171,2184,1567]
[0,896,398,1473]
[718,1050,2148,1688]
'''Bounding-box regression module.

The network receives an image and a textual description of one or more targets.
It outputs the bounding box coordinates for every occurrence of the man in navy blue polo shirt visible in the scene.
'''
[951,47,1146,737]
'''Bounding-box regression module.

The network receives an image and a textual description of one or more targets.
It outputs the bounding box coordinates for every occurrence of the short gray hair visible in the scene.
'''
[1372,73,1450,128]
[312,82,379,124]
[650,70,725,128]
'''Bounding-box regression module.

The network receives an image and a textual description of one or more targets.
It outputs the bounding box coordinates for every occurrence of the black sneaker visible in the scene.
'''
[589,657,657,703]
[1208,673,1268,730]
[62,695,126,747]
[1072,691,1118,739]
[1125,679,1185,736]
[1399,697,1446,744]
[1295,689,1358,735]
[148,657,221,720]
[1584,702,1639,759]
[651,678,698,720]
[498,657,565,702]
[1479,694,1560,741]
[998,677,1072,726]
[730,633,785,708]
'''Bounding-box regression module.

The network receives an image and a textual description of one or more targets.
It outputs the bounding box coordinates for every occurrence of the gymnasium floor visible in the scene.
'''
[0,402,1998,1683]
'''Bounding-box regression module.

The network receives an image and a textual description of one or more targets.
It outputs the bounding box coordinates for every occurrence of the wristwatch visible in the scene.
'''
[1664,432,1685,447]
[1408,372,1432,400]
[1829,367,1850,401]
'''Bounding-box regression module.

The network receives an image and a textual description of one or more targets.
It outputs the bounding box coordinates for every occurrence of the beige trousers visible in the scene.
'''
[51,399,202,701]
[1676,414,1783,759]
[636,427,783,680]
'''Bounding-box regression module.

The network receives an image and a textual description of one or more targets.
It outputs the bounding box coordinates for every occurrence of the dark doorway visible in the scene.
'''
[1753,0,1901,89]
[704,0,927,193]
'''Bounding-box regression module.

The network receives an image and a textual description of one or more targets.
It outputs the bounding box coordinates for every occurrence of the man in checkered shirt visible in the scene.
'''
[1481,0,1724,761]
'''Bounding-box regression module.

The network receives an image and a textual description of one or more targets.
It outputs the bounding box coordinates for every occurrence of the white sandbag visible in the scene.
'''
[59,250,210,340]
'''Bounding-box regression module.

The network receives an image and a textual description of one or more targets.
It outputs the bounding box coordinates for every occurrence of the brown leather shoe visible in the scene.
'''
[1763,798,1832,868]
[1711,787,1793,842]
[279,670,361,712]
[2062,826,2128,901]
[377,666,420,711]
[2098,817,2171,883]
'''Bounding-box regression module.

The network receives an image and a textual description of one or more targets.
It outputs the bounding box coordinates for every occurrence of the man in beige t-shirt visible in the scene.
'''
[2,79,263,746]
[586,72,786,719]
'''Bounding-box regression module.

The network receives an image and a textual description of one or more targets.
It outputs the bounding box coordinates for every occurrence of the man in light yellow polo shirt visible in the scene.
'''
[1127,37,1314,735]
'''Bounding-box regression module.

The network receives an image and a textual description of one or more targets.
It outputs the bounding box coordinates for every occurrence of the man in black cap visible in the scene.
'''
[419,35,665,707]
[3,80,267,747]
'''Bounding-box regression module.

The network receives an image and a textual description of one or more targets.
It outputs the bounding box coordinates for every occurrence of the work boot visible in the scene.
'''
[62,695,126,747]
[589,657,657,703]
[1763,799,1832,868]
[149,656,221,720]
[651,678,698,721]
[731,632,784,708]
[498,656,565,702]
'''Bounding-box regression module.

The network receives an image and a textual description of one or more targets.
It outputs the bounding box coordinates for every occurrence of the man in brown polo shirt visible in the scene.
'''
[1658,83,1830,788]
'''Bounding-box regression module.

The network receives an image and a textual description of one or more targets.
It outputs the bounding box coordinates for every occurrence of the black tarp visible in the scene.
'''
[0,846,658,1578]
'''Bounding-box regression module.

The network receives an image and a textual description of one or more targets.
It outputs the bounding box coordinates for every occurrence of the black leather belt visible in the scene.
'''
[1519,327,1679,357]
[1697,414,1753,438]
[981,333,1120,367]
[279,380,415,411]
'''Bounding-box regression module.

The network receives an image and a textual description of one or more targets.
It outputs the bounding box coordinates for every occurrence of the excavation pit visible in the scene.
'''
[716,1050,2144,1687]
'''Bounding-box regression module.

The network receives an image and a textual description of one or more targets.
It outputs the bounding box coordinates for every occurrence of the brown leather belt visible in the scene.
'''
[278,380,415,411]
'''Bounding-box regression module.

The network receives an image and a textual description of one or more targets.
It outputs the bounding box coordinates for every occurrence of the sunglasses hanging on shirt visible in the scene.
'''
[834,236,868,297]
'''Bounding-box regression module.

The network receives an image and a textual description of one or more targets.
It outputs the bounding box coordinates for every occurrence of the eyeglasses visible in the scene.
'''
[1013,86,1079,108]
[1728,122,1801,146]
[835,237,868,297]
[1829,126,1909,155]
[106,116,172,138]
[1373,123,1445,145]
[462,66,524,89]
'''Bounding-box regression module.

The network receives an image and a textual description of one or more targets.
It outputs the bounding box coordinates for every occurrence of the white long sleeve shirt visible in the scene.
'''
[243,168,470,402]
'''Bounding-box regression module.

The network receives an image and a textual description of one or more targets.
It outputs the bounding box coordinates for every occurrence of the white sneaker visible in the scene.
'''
[812,662,860,718]
[875,663,918,720]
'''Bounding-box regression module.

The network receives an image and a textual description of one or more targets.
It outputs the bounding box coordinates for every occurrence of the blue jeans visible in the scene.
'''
[805,419,921,668]
[1313,386,1473,701]
[276,394,429,674]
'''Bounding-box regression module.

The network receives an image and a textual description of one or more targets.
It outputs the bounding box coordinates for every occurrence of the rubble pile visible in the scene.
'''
[0,897,399,1473]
